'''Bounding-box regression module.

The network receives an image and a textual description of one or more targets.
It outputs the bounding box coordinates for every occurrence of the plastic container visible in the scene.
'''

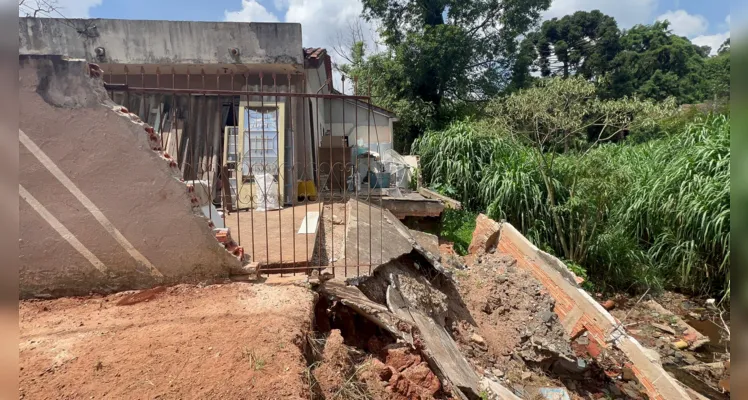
[368,171,391,188]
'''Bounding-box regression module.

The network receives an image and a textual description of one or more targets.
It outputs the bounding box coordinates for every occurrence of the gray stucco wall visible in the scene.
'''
[19,18,303,66]
[19,55,241,298]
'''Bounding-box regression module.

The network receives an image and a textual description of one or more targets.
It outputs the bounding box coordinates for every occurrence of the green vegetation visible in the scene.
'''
[342,3,730,300]
[414,113,730,299]
[438,208,477,256]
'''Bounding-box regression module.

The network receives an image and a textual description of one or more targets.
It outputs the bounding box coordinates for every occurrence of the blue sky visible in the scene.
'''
[23,0,732,55]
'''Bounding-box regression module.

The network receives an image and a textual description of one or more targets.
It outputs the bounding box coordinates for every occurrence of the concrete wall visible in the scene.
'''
[329,99,394,152]
[19,18,303,67]
[497,222,690,400]
[19,55,240,298]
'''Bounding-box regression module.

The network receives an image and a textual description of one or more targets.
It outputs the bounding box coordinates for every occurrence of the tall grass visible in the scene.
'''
[415,115,730,299]
[621,115,730,298]
[412,120,517,209]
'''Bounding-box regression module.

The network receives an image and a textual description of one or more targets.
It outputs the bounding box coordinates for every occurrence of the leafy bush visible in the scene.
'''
[439,209,478,256]
[412,120,517,209]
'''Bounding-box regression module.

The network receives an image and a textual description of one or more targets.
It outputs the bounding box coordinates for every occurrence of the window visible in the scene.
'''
[242,107,279,176]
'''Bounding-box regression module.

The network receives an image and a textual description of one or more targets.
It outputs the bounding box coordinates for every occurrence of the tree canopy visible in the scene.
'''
[509,14,729,105]
[358,0,552,150]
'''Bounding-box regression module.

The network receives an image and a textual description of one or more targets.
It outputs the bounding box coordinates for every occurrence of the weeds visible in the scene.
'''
[439,208,477,255]
[416,115,730,299]
[242,347,266,371]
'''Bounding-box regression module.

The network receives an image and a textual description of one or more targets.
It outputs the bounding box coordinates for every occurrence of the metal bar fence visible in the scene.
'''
[102,70,389,278]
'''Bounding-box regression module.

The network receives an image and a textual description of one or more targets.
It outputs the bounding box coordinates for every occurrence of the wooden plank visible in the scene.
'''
[418,187,462,210]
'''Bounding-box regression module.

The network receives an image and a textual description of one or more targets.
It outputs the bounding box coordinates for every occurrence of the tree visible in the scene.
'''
[602,21,710,103]
[701,38,731,105]
[19,0,59,17]
[518,10,621,80]
[487,77,675,261]
[360,0,552,150]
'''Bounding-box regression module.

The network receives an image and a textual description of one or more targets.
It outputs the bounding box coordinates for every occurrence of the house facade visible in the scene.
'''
[20,17,397,208]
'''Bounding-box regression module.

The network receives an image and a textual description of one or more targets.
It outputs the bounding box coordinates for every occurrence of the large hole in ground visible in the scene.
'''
[302,294,452,400]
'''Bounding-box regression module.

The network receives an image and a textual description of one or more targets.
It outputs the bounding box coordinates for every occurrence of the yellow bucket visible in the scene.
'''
[297,180,317,201]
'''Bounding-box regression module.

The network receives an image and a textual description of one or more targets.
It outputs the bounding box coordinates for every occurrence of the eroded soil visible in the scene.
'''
[448,250,648,399]
[20,283,315,400]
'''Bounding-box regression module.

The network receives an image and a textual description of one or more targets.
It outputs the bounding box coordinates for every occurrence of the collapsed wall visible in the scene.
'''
[493,220,692,399]
[19,55,241,298]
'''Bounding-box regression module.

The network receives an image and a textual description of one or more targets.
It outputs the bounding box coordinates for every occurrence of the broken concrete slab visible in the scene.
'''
[418,187,462,210]
[319,278,487,400]
[386,285,482,399]
[409,229,440,260]
[480,378,522,400]
[318,280,415,345]
[342,199,451,279]
[645,300,710,350]
[343,199,414,268]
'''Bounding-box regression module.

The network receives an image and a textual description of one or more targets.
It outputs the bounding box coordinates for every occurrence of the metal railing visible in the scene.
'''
[103,69,388,278]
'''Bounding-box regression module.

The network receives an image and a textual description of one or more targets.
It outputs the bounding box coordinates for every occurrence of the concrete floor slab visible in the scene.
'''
[224,203,319,271]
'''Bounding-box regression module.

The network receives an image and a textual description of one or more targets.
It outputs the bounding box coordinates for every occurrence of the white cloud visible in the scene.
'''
[655,9,708,37]
[19,0,102,18]
[224,0,279,22]
[691,31,730,55]
[726,15,731,26]
[543,0,659,28]
[225,0,380,91]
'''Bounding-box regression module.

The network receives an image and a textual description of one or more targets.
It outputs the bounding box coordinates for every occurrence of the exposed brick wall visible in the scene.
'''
[497,221,689,400]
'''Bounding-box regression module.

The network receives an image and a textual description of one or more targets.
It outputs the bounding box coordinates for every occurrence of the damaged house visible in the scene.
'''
[19,17,400,290]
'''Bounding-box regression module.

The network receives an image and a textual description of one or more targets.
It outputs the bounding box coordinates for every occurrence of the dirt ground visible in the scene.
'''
[19,283,315,400]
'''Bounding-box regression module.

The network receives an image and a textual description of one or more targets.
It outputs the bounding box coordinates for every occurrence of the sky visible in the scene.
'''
[20,0,734,60]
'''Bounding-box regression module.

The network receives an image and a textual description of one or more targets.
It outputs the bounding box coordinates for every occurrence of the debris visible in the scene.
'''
[651,322,677,335]
[496,220,691,399]
[673,340,689,350]
[645,300,710,350]
[602,300,616,310]
[470,333,486,346]
[480,377,522,400]
[115,286,166,306]
[538,387,571,400]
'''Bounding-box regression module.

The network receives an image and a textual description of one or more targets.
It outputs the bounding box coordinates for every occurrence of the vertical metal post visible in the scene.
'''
[341,75,347,277]
[328,85,334,275]
[367,77,372,273]
[244,74,255,263]
[273,73,283,275]
[315,95,323,271]
[354,77,360,276]
[231,74,241,247]
[288,73,297,274]
[259,73,271,271]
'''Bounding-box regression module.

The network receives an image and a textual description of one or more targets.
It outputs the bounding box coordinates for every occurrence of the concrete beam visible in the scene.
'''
[19,18,303,67]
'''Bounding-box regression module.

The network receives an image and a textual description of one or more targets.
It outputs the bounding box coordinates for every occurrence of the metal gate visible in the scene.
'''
[102,69,391,278]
